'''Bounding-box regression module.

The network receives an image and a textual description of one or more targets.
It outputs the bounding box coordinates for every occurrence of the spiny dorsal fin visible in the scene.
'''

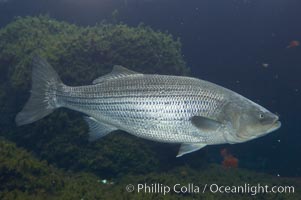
[92,65,142,84]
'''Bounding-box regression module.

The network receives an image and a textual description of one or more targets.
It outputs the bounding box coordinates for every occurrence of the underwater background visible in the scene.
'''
[0,0,300,199]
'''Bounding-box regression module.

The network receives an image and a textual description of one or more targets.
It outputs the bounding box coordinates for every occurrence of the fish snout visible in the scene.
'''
[267,112,281,132]
[273,114,279,123]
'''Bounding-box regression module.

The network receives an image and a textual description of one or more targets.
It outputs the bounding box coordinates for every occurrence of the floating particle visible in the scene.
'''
[262,63,269,68]
[286,40,299,48]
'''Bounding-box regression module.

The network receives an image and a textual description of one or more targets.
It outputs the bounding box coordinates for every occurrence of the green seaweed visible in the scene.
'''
[0,138,102,200]
[1,138,300,200]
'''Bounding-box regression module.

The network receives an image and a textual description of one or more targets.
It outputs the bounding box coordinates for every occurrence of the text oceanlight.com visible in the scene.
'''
[125,183,295,196]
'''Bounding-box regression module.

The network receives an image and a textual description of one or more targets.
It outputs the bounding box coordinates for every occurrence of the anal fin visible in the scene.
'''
[84,116,118,141]
[176,143,207,157]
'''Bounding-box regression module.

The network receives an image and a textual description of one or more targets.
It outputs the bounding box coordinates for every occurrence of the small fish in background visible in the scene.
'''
[286,40,299,49]
[261,63,269,68]
[220,148,239,168]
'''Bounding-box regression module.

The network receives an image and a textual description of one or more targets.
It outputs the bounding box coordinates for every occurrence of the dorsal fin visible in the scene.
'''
[92,65,142,84]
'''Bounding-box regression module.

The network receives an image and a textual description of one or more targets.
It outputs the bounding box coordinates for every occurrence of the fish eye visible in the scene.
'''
[259,113,264,119]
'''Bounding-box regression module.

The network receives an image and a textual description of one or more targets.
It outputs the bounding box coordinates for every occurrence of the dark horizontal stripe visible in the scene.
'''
[56,92,220,102]
[61,97,216,107]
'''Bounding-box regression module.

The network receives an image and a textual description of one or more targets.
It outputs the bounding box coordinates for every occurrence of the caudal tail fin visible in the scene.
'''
[15,56,62,126]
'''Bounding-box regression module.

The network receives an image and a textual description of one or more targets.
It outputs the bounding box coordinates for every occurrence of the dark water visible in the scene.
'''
[0,0,301,199]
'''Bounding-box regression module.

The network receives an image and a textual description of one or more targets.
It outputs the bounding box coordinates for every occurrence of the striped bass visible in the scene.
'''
[16,56,281,157]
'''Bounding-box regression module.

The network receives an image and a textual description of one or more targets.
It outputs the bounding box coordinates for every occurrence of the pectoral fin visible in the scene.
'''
[84,116,118,141]
[190,116,221,132]
[176,143,207,157]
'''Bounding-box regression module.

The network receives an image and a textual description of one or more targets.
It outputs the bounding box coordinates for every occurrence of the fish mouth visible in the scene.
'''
[233,117,281,143]
[271,115,281,130]
[247,120,281,141]
[270,120,281,132]
[265,118,281,135]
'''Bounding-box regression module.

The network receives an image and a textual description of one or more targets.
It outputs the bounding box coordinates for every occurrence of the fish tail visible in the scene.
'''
[15,56,63,126]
